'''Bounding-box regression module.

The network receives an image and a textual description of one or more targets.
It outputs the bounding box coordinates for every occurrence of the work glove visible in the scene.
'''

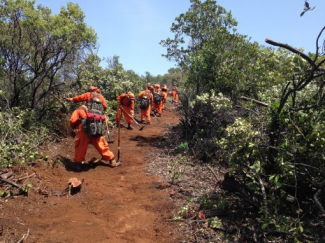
[66,97,73,102]
[107,130,110,136]
[130,110,134,117]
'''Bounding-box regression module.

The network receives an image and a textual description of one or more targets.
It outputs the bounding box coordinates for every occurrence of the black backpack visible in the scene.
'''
[153,92,162,104]
[83,93,106,137]
[139,96,150,110]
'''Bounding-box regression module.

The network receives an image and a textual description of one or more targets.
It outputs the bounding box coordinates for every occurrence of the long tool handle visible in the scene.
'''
[119,105,139,125]
[117,102,121,161]
[119,105,144,130]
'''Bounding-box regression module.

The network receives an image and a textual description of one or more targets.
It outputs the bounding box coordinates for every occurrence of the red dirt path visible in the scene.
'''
[0,105,181,243]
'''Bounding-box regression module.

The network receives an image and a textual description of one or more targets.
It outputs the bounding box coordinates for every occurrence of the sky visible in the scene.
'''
[36,0,325,76]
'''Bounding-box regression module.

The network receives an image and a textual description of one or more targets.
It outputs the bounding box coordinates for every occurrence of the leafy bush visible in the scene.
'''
[0,108,49,169]
[180,90,237,161]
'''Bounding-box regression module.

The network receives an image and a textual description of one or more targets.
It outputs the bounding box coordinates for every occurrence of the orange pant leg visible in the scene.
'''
[74,130,90,163]
[140,105,151,123]
[175,93,178,102]
[146,105,151,122]
[158,102,163,115]
[122,105,132,124]
[91,136,114,161]
[153,103,159,112]
[171,92,175,101]
[140,109,146,122]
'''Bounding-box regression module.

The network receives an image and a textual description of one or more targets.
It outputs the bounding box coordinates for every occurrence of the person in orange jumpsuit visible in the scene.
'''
[145,83,151,91]
[115,91,135,130]
[152,87,162,116]
[159,85,168,113]
[153,84,160,91]
[69,105,117,170]
[161,85,168,111]
[66,86,107,110]
[138,86,153,124]
[169,83,179,104]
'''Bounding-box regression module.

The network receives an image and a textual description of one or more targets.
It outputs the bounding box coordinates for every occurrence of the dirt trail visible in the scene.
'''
[0,105,180,243]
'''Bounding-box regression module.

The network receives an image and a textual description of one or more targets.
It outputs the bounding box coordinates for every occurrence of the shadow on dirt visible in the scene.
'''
[54,155,120,173]
[129,135,168,149]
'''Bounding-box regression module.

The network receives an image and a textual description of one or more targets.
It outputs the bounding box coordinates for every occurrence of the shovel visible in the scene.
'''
[116,103,122,164]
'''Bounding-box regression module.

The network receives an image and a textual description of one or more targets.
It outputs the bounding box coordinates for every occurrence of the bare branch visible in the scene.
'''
[265,39,315,69]
[315,26,325,59]
[239,96,269,107]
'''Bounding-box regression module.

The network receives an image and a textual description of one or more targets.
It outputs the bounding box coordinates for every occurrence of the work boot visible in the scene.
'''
[146,122,151,125]
[108,159,121,168]
[127,124,133,130]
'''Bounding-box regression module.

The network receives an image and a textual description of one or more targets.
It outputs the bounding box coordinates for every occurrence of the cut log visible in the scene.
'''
[198,209,230,220]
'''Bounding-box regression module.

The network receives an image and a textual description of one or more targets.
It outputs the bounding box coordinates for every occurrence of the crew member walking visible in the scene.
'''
[138,86,153,124]
[115,91,135,130]
[66,86,107,110]
[69,105,118,170]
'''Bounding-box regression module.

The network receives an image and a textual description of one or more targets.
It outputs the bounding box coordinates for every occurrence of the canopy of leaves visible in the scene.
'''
[0,0,97,111]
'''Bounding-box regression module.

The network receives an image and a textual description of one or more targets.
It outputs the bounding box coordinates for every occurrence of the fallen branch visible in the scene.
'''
[239,96,269,107]
[235,105,259,116]
[207,165,219,182]
[0,177,23,191]
[257,175,268,216]
[17,228,30,243]
[17,173,36,182]
[222,174,259,208]
[314,179,325,214]
[0,172,13,179]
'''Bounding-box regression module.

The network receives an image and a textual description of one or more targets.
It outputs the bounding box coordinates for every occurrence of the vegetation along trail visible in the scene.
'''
[0,105,181,243]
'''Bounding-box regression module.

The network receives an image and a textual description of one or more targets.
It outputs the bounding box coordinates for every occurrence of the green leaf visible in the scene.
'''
[262,223,268,230]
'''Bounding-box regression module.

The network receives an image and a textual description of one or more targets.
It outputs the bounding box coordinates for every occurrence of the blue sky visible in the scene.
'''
[36,0,325,76]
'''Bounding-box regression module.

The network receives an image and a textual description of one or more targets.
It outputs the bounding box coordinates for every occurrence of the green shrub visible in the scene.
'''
[0,108,49,169]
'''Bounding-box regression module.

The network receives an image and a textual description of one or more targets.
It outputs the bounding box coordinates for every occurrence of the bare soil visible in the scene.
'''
[0,105,181,243]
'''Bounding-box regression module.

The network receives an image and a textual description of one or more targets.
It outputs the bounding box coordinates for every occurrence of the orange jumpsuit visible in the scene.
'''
[69,105,114,163]
[160,91,168,113]
[71,89,107,111]
[115,92,135,125]
[138,90,153,123]
[169,90,179,103]
[152,91,161,115]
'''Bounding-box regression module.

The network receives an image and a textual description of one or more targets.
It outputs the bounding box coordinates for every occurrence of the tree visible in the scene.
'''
[160,0,237,94]
[0,0,96,110]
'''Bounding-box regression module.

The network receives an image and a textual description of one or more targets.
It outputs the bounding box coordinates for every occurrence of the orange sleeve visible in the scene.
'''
[72,92,91,103]
[162,92,167,102]
[150,93,153,106]
[129,93,135,110]
[69,109,81,128]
